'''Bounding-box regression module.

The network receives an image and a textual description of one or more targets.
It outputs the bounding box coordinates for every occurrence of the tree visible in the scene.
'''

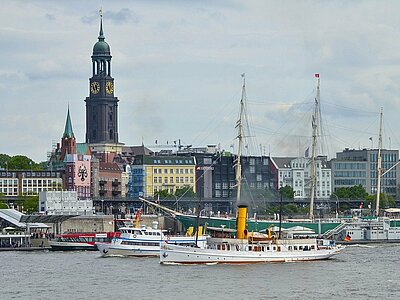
[279,185,295,199]
[15,195,39,214]
[0,154,11,169]
[333,185,368,200]
[367,193,396,210]
[175,187,197,198]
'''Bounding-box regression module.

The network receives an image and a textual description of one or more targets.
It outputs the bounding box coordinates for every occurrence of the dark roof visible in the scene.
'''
[133,155,195,166]
[19,214,76,224]
[271,157,296,168]
[99,162,121,171]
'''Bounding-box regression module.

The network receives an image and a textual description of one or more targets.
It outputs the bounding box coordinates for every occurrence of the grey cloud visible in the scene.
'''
[81,8,138,25]
[45,13,55,21]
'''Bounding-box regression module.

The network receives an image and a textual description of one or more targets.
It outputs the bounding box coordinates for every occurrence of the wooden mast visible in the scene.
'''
[236,74,247,239]
[309,75,320,220]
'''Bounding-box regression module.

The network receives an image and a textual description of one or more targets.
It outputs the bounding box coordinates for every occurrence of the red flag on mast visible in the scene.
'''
[314,73,320,78]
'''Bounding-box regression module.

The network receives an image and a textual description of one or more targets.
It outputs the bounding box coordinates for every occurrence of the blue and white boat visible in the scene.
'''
[97,225,207,257]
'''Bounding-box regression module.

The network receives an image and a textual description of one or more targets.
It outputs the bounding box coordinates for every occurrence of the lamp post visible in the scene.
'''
[101,199,104,214]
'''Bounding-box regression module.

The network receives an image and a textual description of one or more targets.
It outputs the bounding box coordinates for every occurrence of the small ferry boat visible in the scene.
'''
[160,227,344,264]
[97,225,207,257]
[49,232,120,251]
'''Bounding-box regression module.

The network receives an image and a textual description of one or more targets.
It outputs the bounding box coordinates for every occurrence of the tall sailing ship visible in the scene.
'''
[160,75,344,264]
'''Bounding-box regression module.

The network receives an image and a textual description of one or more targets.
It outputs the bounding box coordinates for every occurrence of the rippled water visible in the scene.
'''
[1,244,399,299]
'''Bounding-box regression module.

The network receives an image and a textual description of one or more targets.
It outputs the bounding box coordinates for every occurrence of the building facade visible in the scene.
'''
[39,191,94,215]
[271,156,332,200]
[0,171,63,197]
[331,148,399,197]
[130,155,196,198]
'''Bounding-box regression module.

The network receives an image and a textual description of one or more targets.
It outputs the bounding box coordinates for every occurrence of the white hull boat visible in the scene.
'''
[160,237,344,264]
[97,226,207,257]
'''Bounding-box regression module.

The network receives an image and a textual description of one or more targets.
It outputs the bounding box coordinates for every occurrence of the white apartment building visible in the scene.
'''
[272,156,332,200]
[0,170,63,197]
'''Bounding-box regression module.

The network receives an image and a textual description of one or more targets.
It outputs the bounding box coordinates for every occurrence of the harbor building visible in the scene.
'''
[39,191,94,215]
[331,148,399,197]
[271,156,332,200]
[130,155,196,198]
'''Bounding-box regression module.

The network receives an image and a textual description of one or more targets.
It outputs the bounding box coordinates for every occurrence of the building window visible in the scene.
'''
[250,166,255,173]
[170,177,174,183]
[215,182,221,189]
[256,174,262,181]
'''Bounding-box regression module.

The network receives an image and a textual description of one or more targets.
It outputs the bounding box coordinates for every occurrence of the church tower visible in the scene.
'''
[85,12,119,144]
[61,107,76,161]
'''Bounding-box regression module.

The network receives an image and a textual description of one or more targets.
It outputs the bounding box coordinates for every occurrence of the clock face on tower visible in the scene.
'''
[90,82,100,94]
[106,82,114,94]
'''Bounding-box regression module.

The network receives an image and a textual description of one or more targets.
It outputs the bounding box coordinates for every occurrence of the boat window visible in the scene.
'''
[217,245,221,250]
[266,246,270,251]
[273,246,276,251]
[227,245,230,251]
[311,245,315,250]
[299,246,303,250]
[288,246,292,251]
[294,246,298,250]
[221,244,225,250]
[277,246,281,252]
[248,246,252,251]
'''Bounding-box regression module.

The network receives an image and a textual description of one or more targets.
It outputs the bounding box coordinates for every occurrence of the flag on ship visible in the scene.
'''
[314,73,320,78]
[344,234,351,241]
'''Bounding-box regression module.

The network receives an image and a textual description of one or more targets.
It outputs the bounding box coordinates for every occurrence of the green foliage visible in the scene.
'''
[154,189,173,199]
[175,187,197,199]
[279,185,295,199]
[0,154,45,171]
[367,193,395,209]
[333,185,368,200]
[0,202,9,209]
[15,195,39,214]
[0,154,11,169]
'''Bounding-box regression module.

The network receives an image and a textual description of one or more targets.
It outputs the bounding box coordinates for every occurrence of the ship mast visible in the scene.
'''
[309,75,320,220]
[375,108,383,217]
[235,74,246,204]
[235,74,248,240]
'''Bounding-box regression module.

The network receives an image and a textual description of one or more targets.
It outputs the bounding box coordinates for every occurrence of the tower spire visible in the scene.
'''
[63,106,75,139]
[98,8,105,41]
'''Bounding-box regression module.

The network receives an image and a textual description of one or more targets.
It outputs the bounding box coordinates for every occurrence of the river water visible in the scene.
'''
[1,244,399,300]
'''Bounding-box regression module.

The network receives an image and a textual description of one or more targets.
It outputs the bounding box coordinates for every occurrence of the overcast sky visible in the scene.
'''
[2,0,400,162]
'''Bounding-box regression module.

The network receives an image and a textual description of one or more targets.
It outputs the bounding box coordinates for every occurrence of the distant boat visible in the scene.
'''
[49,232,119,251]
[96,208,207,257]
[160,75,345,264]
